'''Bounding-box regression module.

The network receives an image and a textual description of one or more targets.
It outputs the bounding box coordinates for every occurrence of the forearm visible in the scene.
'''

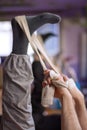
[75,96,87,130]
[61,95,82,130]
[66,78,87,130]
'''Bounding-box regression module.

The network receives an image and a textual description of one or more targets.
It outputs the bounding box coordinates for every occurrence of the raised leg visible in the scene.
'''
[11,12,61,54]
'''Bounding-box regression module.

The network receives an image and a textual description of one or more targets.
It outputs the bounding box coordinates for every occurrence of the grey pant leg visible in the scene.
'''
[2,54,35,130]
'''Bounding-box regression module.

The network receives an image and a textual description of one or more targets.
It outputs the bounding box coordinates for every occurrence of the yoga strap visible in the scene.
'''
[15,15,68,88]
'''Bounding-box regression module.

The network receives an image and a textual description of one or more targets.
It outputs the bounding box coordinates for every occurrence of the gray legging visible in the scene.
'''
[2,54,35,130]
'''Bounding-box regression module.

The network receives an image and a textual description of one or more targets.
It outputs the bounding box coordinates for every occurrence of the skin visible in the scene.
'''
[43,70,87,130]
[63,75,87,130]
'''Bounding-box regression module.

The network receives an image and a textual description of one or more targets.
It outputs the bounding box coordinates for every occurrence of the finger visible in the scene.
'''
[62,74,69,81]
[44,70,50,80]
[47,77,51,85]
[42,80,48,87]
[44,69,50,75]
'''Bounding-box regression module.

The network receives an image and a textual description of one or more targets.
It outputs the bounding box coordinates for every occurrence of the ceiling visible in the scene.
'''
[0,0,87,20]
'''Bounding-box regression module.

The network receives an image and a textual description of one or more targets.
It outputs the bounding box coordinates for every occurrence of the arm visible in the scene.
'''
[55,87,82,130]
[76,96,87,130]
[43,70,82,130]
[67,80,87,130]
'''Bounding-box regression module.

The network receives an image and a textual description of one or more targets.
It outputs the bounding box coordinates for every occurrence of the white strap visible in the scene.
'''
[15,15,68,88]
[15,15,57,71]
[15,16,48,70]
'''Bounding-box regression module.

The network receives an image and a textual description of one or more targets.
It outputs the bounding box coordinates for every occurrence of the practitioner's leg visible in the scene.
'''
[2,13,61,130]
[12,12,61,54]
[26,12,61,35]
[11,18,28,54]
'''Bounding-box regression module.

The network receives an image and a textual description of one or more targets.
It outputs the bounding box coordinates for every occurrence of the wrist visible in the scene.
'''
[76,94,85,107]
[60,90,72,104]
[75,92,85,105]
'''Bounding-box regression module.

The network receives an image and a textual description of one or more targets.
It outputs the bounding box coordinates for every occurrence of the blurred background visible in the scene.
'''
[0,0,87,108]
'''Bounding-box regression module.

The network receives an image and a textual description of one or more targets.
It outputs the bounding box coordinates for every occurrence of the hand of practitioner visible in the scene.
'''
[43,69,87,130]
[43,69,72,100]
[62,75,87,130]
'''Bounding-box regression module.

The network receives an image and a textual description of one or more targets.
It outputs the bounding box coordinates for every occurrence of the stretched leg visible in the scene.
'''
[2,13,61,130]
[12,12,61,55]
[26,12,61,35]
